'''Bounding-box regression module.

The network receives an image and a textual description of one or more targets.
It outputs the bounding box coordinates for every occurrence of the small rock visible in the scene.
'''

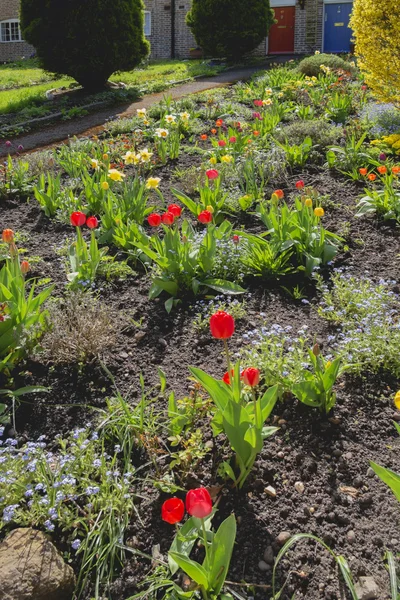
[158,338,168,349]
[333,449,342,457]
[366,467,375,478]
[393,412,400,422]
[276,531,291,546]
[263,546,274,564]
[258,560,270,572]
[354,576,379,600]
[294,481,305,494]
[0,528,75,600]
[265,485,277,498]
[353,476,363,488]
[205,440,214,450]
[390,538,399,547]
[277,451,285,459]
[347,530,356,543]
[134,331,146,342]
[119,351,129,359]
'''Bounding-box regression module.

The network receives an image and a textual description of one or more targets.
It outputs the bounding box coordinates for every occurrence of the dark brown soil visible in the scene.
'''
[1,153,399,599]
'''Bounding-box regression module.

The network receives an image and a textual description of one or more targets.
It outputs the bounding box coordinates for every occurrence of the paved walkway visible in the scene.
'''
[3,59,294,157]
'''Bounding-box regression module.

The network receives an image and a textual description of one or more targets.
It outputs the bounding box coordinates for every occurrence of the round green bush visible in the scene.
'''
[186,0,274,61]
[20,0,150,90]
[298,53,354,77]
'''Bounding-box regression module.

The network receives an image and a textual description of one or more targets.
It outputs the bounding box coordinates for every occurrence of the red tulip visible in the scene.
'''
[20,260,30,275]
[200,134,208,141]
[168,204,182,217]
[206,169,219,180]
[229,136,237,143]
[70,212,86,227]
[252,112,261,120]
[222,369,235,384]
[186,487,213,519]
[273,189,284,199]
[254,100,263,107]
[198,210,213,224]
[295,180,305,190]
[86,216,99,229]
[232,234,240,244]
[161,212,175,226]
[2,229,14,243]
[210,311,235,339]
[242,367,260,387]
[218,140,227,147]
[161,497,185,524]
[215,119,224,127]
[148,213,162,227]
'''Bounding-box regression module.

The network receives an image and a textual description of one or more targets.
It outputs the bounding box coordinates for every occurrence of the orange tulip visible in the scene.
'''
[273,189,284,199]
[392,166,400,175]
[359,168,368,176]
[211,128,217,135]
[377,166,387,174]
[368,173,377,181]
[2,229,14,244]
[200,134,208,140]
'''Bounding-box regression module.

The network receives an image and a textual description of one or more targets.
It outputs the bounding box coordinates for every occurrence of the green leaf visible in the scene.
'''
[369,461,400,502]
[168,552,209,589]
[208,515,237,595]
[203,279,245,295]
[165,297,174,313]
[168,517,199,575]
[394,422,400,436]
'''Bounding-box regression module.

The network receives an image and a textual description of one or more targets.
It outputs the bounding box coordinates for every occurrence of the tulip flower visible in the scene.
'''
[20,260,30,275]
[368,174,377,181]
[222,369,235,385]
[394,391,400,411]
[167,204,182,218]
[186,487,212,519]
[2,229,14,244]
[253,130,260,136]
[392,166,400,175]
[161,212,175,226]
[273,189,284,200]
[232,234,240,244]
[254,100,263,107]
[359,168,368,176]
[161,497,185,524]
[86,216,99,229]
[17,145,24,152]
[377,166,387,174]
[200,134,208,140]
[218,140,227,147]
[215,119,223,127]
[5,141,11,148]
[70,212,86,227]
[314,207,325,217]
[295,180,305,190]
[206,169,219,180]
[210,311,235,340]
[252,112,261,120]
[242,367,260,387]
[379,153,387,162]
[305,198,313,207]
[148,213,162,227]
[229,136,237,143]
[101,181,109,191]
[210,128,217,135]
[198,210,213,224]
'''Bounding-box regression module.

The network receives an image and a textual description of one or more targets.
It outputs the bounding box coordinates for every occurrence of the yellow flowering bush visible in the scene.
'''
[350,0,400,105]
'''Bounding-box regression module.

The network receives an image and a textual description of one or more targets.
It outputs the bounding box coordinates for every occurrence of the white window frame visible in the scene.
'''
[0,19,23,43]
[144,11,152,36]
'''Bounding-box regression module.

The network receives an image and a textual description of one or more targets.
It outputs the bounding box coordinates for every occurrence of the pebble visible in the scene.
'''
[390,538,399,546]
[258,560,270,572]
[294,481,305,494]
[265,485,277,498]
[366,467,375,478]
[276,531,291,546]
[263,546,274,564]
[158,338,168,349]
[347,530,356,543]
[393,412,400,422]
[355,576,379,600]
[119,351,129,359]
[277,451,285,459]
[353,476,364,488]
[134,331,146,342]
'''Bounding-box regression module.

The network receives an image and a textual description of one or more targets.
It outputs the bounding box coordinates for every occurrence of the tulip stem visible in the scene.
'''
[252,388,260,429]
[223,339,232,381]
[200,518,210,568]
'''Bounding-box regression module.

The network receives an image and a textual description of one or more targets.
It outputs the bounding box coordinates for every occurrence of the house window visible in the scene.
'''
[144,11,152,36]
[0,20,23,43]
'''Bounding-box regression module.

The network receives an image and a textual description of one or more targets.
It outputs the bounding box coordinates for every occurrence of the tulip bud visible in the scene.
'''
[312,343,320,356]
[2,229,14,244]
[20,260,30,275]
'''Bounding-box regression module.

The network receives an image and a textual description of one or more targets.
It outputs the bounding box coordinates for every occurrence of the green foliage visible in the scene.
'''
[275,119,342,156]
[186,0,274,60]
[20,0,150,89]
[275,136,313,168]
[355,173,400,221]
[298,54,355,77]
[190,361,280,488]
[67,227,108,289]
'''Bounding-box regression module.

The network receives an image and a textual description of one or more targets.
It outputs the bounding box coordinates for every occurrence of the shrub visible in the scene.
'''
[20,0,150,90]
[275,119,342,155]
[360,103,400,137]
[186,0,274,61]
[298,54,354,77]
[350,0,400,105]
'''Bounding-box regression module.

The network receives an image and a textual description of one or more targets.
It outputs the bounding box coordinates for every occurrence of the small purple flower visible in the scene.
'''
[17,145,24,152]
[379,152,387,161]
[71,539,81,550]
[44,519,55,532]
[5,141,12,148]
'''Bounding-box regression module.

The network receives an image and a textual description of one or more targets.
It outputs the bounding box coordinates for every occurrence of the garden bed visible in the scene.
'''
[0,57,399,600]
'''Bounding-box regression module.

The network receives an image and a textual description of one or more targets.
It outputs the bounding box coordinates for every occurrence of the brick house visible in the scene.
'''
[0,0,354,63]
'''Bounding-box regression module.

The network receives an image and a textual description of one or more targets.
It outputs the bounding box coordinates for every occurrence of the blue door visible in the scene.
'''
[324,3,353,53]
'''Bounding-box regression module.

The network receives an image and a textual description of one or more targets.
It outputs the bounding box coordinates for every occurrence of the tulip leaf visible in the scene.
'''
[203,278,245,295]
[168,552,209,589]
[207,515,237,595]
[168,517,199,575]
[370,461,400,502]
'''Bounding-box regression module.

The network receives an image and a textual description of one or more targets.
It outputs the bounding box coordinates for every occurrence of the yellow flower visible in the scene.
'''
[220,155,233,163]
[137,108,147,118]
[102,153,109,161]
[325,360,332,369]
[314,207,325,217]
[91,159,99,170]
[140,148,153,162]
[180,112,190,121]
[263,98,273,106]
[123,151,137,164]
[108,169,125,182]
[305,198,313,207]
[143,119,150,126]
[101,181,109,191]
[209,156,217,165]
[146,177,161,189]
[277,92,284,98]
[206,205,214,214]
[165,114,176,124]
[155,128,169,138]
[265,88,273,95]
[315,50,320,55]
[394,391,400,410]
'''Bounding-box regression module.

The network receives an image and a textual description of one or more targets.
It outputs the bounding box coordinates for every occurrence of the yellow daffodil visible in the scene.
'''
[314,207,325,217]
[108,169,125,182]
[315,50,320,55]
[101,181,109,191]
[155,128,169,138]
[394,391,400,410]
[103,153,109,161]
[165,114,176,124]
[180,112,190,121]
[91,159,100,170]
[137,108,147,118]
[220,155,233,163]
[140,148,153,162]
[146,177,161,189]
[206,205,214,214]
[123,151,137,164]
[265,88,273,96]
[143,119,150,126]
[263,98,273,106]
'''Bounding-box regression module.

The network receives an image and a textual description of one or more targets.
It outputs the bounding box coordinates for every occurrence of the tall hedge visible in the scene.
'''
[350,0,400,105]
[20,0,150,90]
[186,0,274,60]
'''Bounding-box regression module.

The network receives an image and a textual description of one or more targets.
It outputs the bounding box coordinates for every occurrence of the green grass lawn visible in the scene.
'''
[0,59,223,117]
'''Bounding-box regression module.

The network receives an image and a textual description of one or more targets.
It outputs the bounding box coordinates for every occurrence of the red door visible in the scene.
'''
[268,7,295,53]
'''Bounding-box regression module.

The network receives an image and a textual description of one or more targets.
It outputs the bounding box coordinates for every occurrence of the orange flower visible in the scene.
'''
[273,189,284,199]
[377,166,387,174]
[368,173,377,181]
[215,119,223,127]
[2,229,14,244]
[211,128,217,135]
[392,166,400,175]
[200,134,208,140]
[359,168,368,176]
[253,130,260,136]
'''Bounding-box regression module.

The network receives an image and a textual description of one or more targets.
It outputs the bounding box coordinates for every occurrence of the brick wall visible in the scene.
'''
[0,0,35,62]
[144,0,197,59]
